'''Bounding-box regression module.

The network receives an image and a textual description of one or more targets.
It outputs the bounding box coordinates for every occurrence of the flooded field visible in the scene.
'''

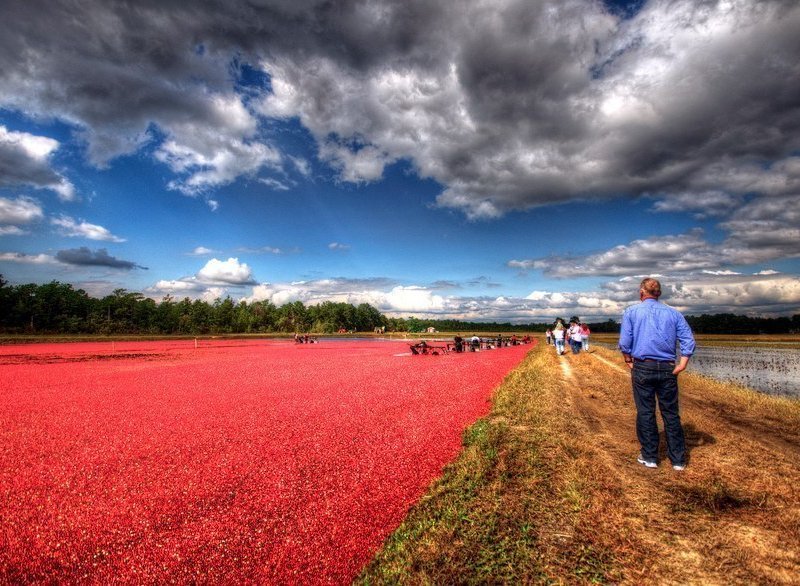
[690,345,800,398]
[594,340,800,398]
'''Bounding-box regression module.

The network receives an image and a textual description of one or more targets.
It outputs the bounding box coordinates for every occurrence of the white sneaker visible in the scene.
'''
[637,454,657,468]
[673,464,686,471]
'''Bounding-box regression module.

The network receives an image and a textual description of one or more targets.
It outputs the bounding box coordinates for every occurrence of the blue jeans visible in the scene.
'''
[632,361,686,465]
[555,339,565,354]
[570,339,581,354]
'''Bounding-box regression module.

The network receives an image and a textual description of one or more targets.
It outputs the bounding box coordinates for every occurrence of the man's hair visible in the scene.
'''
[640,277,662,298]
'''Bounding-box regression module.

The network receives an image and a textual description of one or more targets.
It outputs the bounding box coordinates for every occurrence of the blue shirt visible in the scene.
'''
[619,299,696,361]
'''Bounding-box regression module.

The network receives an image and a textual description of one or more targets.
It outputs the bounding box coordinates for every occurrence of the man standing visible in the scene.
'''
[619,278,696,471]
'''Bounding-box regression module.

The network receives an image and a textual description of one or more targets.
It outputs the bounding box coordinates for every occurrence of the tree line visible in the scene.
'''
[1,277,798,335]
[0,278,387,335]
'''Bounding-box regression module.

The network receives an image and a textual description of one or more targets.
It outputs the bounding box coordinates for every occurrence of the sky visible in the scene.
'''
[1,0,799,322]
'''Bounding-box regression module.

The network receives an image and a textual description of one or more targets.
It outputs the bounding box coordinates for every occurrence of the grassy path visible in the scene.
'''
[358,343,800,584]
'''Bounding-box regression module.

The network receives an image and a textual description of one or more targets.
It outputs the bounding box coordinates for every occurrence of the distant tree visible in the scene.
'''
[211,297,236,333]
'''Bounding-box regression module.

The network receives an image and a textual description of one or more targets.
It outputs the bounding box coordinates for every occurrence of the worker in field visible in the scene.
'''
[619,277,696,471]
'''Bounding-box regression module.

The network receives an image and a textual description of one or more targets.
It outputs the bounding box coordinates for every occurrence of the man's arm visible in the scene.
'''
[672,355,690,375]
[674,312,695,375]
[676,313,696,356]
[619,309,634,368]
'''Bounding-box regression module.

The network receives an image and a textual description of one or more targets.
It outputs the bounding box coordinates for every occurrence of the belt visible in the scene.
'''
[634,358,675,365]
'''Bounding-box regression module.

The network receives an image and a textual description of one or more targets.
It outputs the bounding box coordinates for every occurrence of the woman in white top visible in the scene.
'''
[568,322,583,354]
[552,323,566,355]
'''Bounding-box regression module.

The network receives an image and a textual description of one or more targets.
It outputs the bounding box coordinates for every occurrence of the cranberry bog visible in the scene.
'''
[0,339,531,583]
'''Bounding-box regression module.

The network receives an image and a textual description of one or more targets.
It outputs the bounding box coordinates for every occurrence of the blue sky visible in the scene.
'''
[1,0,799,321]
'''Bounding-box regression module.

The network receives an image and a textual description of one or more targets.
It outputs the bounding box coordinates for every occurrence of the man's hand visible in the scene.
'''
[672,355,690,375]
[623,355,634,370]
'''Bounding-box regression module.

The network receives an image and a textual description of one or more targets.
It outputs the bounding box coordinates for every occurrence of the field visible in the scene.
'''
[0,339,531,583]
[360,343,800,584]
[4,336,800,584]
[591,333,800,397]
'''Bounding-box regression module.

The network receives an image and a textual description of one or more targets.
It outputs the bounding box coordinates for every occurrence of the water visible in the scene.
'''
[690,346,800,398]
[595,342,800,398]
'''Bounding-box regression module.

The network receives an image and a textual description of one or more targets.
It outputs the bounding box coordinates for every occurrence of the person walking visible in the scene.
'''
[545,329,552,345]
[552,322,566,355]
[580,322,590,351]
[568,320,582,354]
[619,278,696,471]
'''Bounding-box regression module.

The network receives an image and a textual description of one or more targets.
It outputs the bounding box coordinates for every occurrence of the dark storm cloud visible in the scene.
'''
[2,0,800,217]
[0,127,75,199]
[0,136,62,190]
[56,247,147,270]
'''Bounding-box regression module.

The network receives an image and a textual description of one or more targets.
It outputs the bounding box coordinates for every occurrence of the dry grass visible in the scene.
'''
[358,343,800,585]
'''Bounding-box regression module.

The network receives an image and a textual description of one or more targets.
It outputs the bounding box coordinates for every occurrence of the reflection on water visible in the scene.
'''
[595,342,800,398]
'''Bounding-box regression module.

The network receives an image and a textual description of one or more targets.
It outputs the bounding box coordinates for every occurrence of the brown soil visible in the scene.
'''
[554,346,800,585]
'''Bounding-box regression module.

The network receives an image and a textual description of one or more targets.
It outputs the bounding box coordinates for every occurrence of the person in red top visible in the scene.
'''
[580,323,590,351]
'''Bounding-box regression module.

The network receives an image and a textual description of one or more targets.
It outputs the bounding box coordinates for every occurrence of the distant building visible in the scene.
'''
[426,327,437,333]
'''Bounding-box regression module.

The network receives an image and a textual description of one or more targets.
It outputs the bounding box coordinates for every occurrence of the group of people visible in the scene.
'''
[453,334,531,352]
[411,333,532,355]
[545,320,590,355]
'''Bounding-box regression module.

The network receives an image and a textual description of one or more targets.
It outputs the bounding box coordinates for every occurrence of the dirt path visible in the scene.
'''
[547,346,800,585]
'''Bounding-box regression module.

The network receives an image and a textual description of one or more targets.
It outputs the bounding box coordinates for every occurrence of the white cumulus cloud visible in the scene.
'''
[197,257,256,285]
[51,215,125,242]
[0,196,44,234]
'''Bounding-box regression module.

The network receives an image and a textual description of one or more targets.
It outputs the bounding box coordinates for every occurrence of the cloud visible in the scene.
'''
[289,156,311,178]
[0,1,796,218]
[0,251,56,264]
[148,267,800,320]
[649,191,744,219]
[242,278,626,321]
[328,242,351,251]
[245,280,447,314]
[0,196,44,234]
[147,256,260,298]
[55,247,147,270]
[51,215,125,242]
[155,96,283,194]
[602,273,800,316]
[236,245,297,255]
[513,193,800,279]
[152,278,204,293]
[196,257,256,285]
[718,195,800,264]
[513,230,718,278]
[258,177,291,191]
[256,0,800,218]
[201,287,229,303]
[187,246,218,256]
[0,127,76,201]
[147,278,208,300]
[702,270,741,276]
